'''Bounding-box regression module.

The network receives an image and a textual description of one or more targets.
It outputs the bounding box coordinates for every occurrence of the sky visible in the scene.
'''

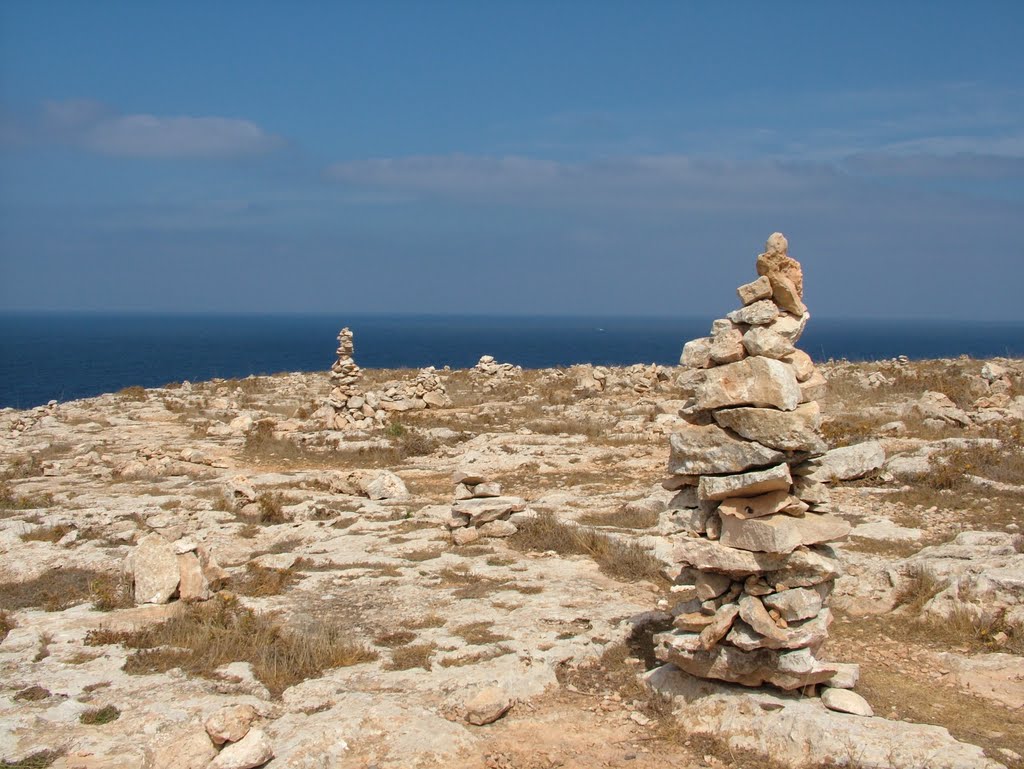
[1,2,1022,320]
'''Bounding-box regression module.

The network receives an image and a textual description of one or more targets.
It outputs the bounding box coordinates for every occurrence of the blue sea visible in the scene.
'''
[1,313,1022,409]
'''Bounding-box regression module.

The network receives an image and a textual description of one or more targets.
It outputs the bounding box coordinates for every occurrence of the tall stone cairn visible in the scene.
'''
[325,327,375,430]
[654,233,858,692]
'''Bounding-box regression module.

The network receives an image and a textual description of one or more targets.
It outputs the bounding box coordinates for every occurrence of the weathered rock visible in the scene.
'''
[821,687,874,716]
[452,526,481,545]
[478,519,518,538]
[727,300,780,327]
[763,587,823,621]
[695,357,800,411]
[362,470,409,500]
[209,727,274,769]
[717,490,793,519]
[710,328,746,365]
[205,703,258,745]
[151,730,219,769]
[742,327,795,360]
[645,665,999,769]
[672,539,841,586]
[912,391,972,426]
[176,552,211,602]
[729,609,832,651]
[698,464,792,501]
[783,349,816,382]
[720,512,851,554]
[698,603,741,650]
[464,686,513,725]
[695,571,734,600]
[680,337,713,368]
[756,232,803,297]
[712,402,824,453]
[737,276,773,305]
[668,424,784,476]
[655,639,837,690]
[798,370,828,403]
[802,441,885,483]
[133,533,180,604]
[451,496,526,524]
[766,312,808,344]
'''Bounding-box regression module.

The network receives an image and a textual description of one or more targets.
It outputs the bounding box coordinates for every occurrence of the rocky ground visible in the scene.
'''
[1,357,1022,769]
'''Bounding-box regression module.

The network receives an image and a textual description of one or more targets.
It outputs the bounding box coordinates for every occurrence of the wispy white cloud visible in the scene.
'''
[326,153,841,210]
[7,99,282,158]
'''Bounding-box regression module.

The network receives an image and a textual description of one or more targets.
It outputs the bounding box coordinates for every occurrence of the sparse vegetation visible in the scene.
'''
[85,594,376,696]
[510,512,666,583]
[374,629,417,647]
[13,686,50,702]
[255,492,287,524]
[20,524,73,543]
[117,385,148,401]
[0,750,64,769]
[232,562,303,597]
[0,569,131,613]
[79,705,120,725]
[454,621,510,645]
[0,610,12,642]
[578,507,659,530]
[385,642,436,671]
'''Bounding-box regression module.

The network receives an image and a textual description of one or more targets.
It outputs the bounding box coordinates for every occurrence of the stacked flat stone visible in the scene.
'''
[446,470,526,546]
[654,233,857,692]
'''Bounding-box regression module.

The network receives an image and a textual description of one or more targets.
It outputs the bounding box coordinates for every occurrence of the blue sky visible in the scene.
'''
[1,2,1022,319]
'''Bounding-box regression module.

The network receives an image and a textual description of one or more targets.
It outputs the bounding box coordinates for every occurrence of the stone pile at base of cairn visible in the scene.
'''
[473,355,522,390]
[323,329,451,429]
[446,470,526,546]
[654,233,858,692]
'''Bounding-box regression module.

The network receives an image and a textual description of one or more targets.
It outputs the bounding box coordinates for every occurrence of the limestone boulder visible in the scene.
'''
[672,539,841,586]
[763,586,823,621]
[205,704,258,745]
[654,638,836,690]
[133,533,180,604]
[766,312,808,344]
[727,300,780,326]
[720,512,851,554]
[695,357,800,411]
[208,728,274,769]
[451,496,526,525]
[698,463,791,501]
[728,609,832,652]
[463,686,514,725]
[736,275,772,305]
[718,490,802,520]
[712,402,825,453]
[756,232,803,297]
[177,552,211,602]
[821,687,874,717]
[361,470,409,501]
[668,424,784,476]
[709,328,746,365]
[742,327,795,360]
[801,441,885,483]
[680,337,713,368]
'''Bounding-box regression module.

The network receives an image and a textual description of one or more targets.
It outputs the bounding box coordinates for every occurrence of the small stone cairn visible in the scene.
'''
[446,470,526,546]
[654,233,858,692]
[473,355,522,390]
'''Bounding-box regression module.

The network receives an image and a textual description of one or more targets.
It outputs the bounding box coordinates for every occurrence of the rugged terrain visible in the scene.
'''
[1,357,1022,769]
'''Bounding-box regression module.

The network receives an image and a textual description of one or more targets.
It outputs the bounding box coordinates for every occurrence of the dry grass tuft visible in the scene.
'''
[14,686,50,702]
[385,642,436,671]
[1,481,54,513]
[0,569,131,612]
[20,524,73,543]
[79,705,120,725]
[893,565,946,614]
[578,507,659,530]
[0,750,64,768]
[255,492,288,524]
[231,563,303,597]
[509,512,666,583]
[117,385,148,401]
[85,595,376,696]
[0,610,12,642]
[406,613,446,629]
[374,630,417,647]
[453,621,510,645]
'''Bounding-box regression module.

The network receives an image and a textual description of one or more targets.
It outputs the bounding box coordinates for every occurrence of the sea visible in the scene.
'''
[1,313,1022,409]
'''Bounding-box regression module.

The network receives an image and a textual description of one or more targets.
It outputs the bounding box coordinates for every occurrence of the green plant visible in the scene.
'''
[79,705,120,725]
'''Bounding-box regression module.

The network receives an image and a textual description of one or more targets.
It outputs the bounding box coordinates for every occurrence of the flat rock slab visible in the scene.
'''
[668,424,784,476]
[720,512,852,554]
[713,402,825,453]
[644,665,1003,769]
[803,441,885,483]
[695,356,800,412]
